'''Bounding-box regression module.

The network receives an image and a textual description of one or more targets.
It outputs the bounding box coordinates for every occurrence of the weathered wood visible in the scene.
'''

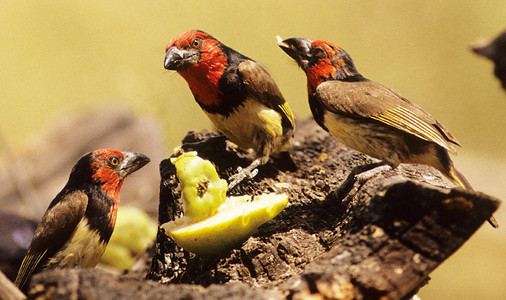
[147,119,499,298]
[27,118,500,299]
[281,180,497,299]
[28,268,281,300]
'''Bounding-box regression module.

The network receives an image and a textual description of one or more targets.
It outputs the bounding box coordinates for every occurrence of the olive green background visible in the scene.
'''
[1,1,505,298]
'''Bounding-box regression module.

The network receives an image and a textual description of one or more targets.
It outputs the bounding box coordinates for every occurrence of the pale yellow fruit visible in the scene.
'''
[100,206,157,269]
[171,152,227,222]
[162,193,288,256]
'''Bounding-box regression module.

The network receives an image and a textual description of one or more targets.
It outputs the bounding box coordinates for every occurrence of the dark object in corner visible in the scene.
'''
[472,29,506,90]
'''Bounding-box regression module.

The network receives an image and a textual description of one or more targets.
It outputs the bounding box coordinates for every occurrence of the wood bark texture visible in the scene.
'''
[28,119,500,300]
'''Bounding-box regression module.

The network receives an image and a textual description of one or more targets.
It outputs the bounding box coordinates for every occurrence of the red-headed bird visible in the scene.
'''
[164,30,296,185]
[14,149,150,291]
[278,37,498,228]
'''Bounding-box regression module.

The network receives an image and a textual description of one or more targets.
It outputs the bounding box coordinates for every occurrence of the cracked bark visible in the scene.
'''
[27,118,500,300]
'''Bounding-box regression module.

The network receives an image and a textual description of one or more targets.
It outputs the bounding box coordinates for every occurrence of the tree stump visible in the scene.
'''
[28,118,500,299]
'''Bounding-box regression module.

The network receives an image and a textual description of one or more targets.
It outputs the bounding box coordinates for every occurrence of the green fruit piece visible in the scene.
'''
[100,206,157,270]
[162,193,288,256]
[171,152,228,222]
[100,243,135,270]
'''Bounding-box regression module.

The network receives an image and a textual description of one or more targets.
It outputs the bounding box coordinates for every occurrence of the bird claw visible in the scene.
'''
[335,161,390,198]
[228,159,261,190]
[355,164,391,184]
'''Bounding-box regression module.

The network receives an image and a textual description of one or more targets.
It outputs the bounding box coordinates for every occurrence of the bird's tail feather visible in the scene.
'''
[449,166,473,191]
[449,166,499,228]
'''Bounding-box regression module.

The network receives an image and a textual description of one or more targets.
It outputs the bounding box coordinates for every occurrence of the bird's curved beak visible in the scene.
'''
[118,152,150,178]
[277,36,313,69]
[164,47,198,70]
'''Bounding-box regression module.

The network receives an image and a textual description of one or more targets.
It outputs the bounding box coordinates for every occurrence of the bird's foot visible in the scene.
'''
[354,163,392,184]
[335,162,391,198]
[228,158,261,190]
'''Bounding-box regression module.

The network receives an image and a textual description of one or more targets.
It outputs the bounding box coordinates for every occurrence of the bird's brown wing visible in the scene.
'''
[315,80,460,154]
[238,60,295,130]
[15,190,88,290]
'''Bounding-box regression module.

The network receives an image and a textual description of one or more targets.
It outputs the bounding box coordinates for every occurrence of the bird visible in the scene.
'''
[277,36,498,228]
[14,149,150,291]
[164,30,296,187]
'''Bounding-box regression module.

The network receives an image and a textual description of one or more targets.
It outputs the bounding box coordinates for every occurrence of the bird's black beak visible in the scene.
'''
[118,152,150,178]
[277,36,313,69]
[164,46,198,70]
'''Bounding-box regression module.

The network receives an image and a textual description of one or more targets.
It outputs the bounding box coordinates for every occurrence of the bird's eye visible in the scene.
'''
[108,156,120,166]
[191,38,201,48]
[313,47,326,59]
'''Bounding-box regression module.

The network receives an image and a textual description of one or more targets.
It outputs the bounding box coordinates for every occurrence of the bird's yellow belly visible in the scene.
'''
[46,218,107,269]
[205,98,289,159]
[324,112,405,166]
[324,112,447,173]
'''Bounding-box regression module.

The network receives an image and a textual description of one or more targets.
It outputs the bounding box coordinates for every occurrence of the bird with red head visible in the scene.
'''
[278,37,497,228]
[14,149,150,292]
[164,30,296,187]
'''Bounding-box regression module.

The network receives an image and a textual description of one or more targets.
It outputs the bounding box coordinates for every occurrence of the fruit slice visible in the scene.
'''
[162,193,288,256]
[171,152,227,222]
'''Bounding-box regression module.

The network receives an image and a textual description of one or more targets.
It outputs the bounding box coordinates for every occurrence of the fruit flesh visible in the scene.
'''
[163,152,288,256]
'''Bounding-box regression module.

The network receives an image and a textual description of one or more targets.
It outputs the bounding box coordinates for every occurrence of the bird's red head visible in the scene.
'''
[164,30,227,77]
[90,149,126,199]
[68,148,150,201]
[305,41,347,89]
[65,149,149,228]
[90,149,150,199]
[165,30,214,52]
[79,149,149,227]
[164,30,229,107]
[278,37,362,93]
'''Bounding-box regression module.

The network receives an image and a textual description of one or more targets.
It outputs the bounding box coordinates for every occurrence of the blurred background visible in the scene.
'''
[0,0,505,298]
